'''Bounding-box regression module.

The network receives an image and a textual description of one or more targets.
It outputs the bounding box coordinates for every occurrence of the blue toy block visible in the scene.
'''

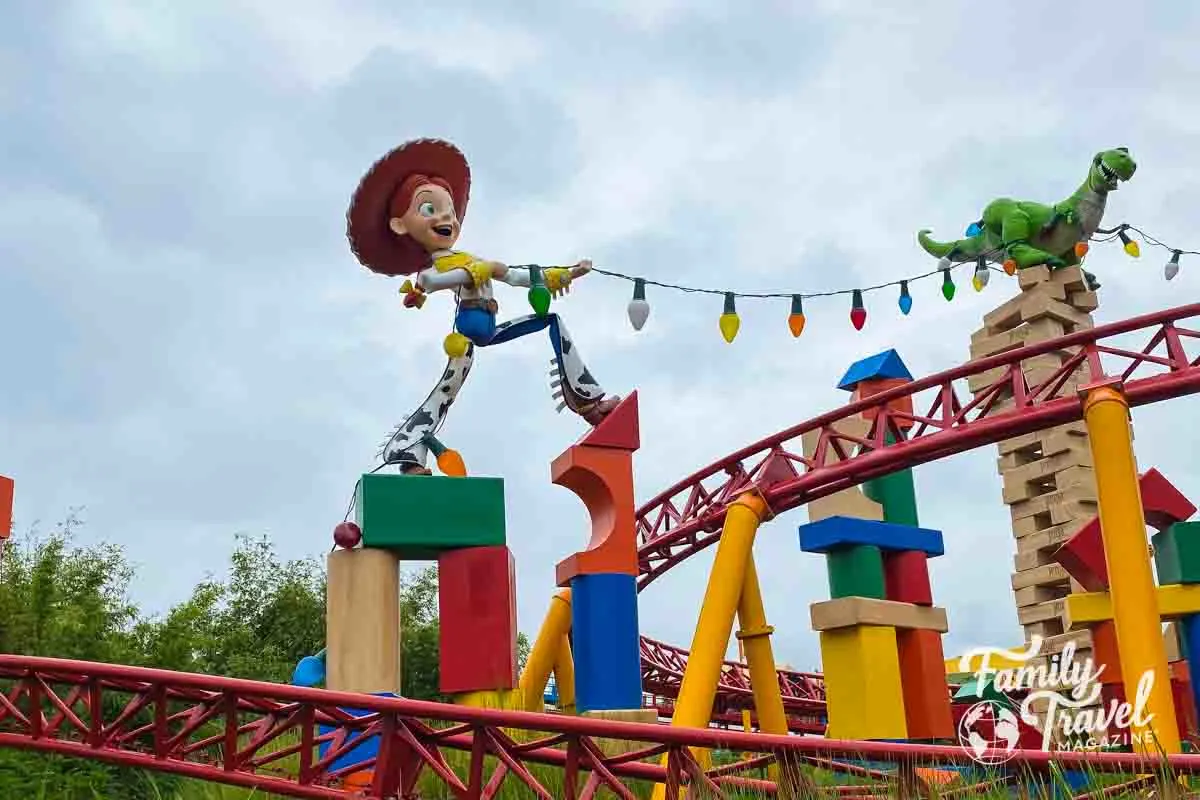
[1182,614,1200,731]
[317,693,395,775]
[799,516,944,557]
[837,349,913,391]
[571,572,643,712]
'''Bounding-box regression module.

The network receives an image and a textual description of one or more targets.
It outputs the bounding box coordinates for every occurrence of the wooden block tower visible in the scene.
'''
[968,265,1101,663]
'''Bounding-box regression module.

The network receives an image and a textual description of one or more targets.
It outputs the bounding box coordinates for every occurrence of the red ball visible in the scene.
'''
[333,521,362,549]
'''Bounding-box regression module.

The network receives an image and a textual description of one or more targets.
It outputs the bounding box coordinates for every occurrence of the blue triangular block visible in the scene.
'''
[837,349,913,391]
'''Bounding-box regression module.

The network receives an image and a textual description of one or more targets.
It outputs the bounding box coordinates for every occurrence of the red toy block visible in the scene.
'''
[1054,467,1195,592]
[1140,468,1197,531]
[437,546,518,694]
[553,444,639,585]
[0,476,12,540]
[853,378,915,429]
[1054,520,1108,592]
[1091,620,1123,685]
[897,628,954,739]
[578,392,640,452]
[884,550,933,606]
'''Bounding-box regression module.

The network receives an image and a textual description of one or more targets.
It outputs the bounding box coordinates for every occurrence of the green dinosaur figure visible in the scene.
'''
[917,148,1137,290]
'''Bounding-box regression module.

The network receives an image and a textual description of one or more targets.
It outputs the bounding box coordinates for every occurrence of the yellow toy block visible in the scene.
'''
[820,626,907,740]
[945,647,1029,674]
[810,597,948,633]
[453,689,524,709]
[1065,584,1200,630]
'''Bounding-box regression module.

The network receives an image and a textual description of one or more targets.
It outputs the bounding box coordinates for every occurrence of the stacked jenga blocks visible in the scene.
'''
[969,266,1101,664]
[553,393,650,718]
[349,472,519,705]
[800,516,953,740]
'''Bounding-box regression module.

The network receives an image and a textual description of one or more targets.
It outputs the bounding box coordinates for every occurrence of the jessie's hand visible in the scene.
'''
[545,268,573,297]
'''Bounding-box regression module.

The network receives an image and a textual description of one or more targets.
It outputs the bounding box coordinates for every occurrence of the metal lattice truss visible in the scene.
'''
[4,656,1200,799]
[638,636,826,732]
[634,303,1200,590]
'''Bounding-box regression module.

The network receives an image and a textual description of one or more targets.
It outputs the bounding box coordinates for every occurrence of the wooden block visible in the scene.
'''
[1018,599,1066,626]
[438,545,518,694]
[810,596,948,633]
[1066,585,1200,629]
[820,626,907,740]
[884,550,933,606]
[1091,620,1122,683]
[0,475,11,541]
[1165,622,1183,663]
[1017,293,1096,329]
[356,474,506,557]
[1045,266,1090,293]
[1011,563,1069,591]
[802,418,884,523]
[1002,464,1096,505]
[826,545,887,600]
[1015,549,1059,572]
[1068,290,1099,313]
[969,317,1068,360]
[1014,584,1064,608]
[1001,448,1095,487]
[981,281,1068,331]
[326,548,401,694]
[1036,633,1094,657]
[897,629,954,739]
[1023,617,1066,639]
[1154,523,1200,585]
[998,423,1089,457]
[1017,265,1055,289]
[1021,522,1084,551]
[1054,516,1108,592]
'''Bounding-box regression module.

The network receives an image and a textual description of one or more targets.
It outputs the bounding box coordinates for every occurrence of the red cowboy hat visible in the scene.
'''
[346,138,471,276]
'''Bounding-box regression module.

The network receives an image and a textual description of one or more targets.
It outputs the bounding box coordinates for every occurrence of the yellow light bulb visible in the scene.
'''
[972,275,983,292]
[718,292,740,343]
[1124,239,1140,258]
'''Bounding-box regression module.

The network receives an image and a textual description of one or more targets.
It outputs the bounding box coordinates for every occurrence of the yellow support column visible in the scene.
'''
[736,553,788,736]
[652,493,768,800]
[1082,383,1180,754]
[670,493,769,728]
[518,589,572,712]
[553,633,577,714]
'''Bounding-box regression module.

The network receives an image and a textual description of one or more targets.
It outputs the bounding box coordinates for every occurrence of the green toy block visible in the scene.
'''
[354,473,506,558]
[863,433,921,527]
[826,544,886,599]
[1153,521,1200,586]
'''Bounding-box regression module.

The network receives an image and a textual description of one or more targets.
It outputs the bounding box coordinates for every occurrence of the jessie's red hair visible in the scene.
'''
[389,173,455,219]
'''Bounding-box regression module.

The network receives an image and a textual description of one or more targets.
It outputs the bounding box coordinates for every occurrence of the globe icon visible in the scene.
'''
[957,701,1021,764]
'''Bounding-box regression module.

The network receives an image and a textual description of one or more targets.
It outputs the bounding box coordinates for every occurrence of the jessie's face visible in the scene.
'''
[389,183,460,251]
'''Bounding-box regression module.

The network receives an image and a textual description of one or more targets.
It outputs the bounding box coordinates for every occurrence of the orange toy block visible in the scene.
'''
[897,628,954,739]
[884,550,933,606]
[0,476,12,540]
[1091,620,1123,685]
[553,445,638,586]
[853,378,915,428]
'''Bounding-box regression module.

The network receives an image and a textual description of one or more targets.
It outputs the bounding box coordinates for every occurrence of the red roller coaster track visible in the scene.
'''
[4,655,1200,799]
[637,303,1200,716]
[1,305,1198,797]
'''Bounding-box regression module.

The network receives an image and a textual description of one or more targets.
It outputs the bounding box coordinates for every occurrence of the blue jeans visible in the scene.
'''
[455,309,567,361]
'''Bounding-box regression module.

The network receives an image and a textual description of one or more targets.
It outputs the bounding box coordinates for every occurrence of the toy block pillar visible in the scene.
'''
[969,266,1101,661]
[326,547,401,694]
[554,393,643,713]
[438,545,518,697]
[801,516,949,740]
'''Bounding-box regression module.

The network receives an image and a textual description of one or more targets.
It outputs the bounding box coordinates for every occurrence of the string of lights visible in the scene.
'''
[568,223,1191,341]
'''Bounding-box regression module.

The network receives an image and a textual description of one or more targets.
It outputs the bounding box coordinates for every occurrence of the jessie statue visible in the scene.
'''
[346,138,621,474]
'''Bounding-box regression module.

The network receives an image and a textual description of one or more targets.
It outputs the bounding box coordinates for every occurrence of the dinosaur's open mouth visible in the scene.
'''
[1099,162,1120,183]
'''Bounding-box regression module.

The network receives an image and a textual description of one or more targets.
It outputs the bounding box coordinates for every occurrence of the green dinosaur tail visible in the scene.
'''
[917,229,982,261]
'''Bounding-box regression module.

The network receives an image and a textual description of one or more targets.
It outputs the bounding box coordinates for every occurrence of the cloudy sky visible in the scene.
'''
[3,1,1199,675]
